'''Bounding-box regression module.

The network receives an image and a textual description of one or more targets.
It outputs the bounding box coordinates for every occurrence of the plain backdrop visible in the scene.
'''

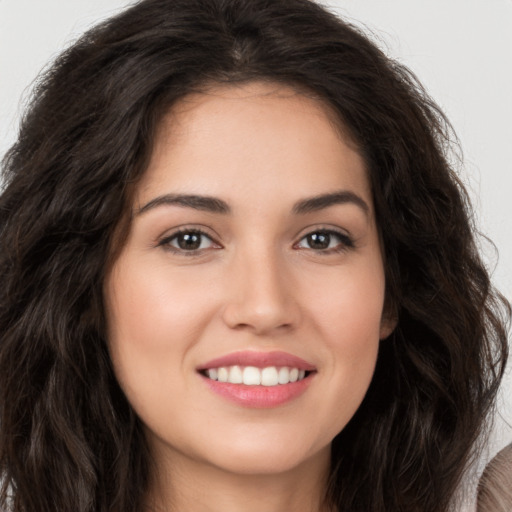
[1,0,511,494]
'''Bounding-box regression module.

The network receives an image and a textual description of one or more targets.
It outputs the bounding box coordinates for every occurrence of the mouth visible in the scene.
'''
[199,365,312,386]
[197,351,316,407]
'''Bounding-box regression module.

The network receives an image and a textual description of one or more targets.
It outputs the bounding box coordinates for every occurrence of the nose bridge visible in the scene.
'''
[222,241,297,333]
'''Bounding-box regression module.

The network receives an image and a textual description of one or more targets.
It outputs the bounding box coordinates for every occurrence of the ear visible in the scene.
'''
[379,291,398,340]
[379,314,397,340]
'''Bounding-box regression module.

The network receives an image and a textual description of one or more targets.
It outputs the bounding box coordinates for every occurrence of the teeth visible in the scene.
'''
[261,367,278,386]
[217,367,229,382]
[243,366,261,385]
[229,365,243,384]
[278,367,290,384]
[204,366,309,386]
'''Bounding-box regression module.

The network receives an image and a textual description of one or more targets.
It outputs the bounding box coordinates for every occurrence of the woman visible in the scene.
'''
[0,0,509,511]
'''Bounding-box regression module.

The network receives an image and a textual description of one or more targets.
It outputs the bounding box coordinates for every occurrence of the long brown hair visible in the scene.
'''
[0,1,509,510]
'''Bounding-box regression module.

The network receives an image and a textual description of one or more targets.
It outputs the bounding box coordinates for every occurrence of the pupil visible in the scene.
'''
[178,233,201,250]
[308,232,330,249]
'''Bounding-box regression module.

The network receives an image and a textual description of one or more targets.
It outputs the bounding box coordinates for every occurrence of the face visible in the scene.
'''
[104,82,393,479]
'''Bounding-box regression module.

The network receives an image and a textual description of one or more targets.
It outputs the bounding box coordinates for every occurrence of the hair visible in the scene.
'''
[477,443,512,512]
[0,0,509,511]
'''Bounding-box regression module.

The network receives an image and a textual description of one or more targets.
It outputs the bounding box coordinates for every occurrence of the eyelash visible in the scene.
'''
[157,228,219,255]
[157,227,355,255]
[294,229,355,254]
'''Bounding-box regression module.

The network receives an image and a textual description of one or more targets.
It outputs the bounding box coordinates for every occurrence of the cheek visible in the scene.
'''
[105,258,215,350]
[308,260,386,347]
[303,262,385,428]
[103,258,216,412]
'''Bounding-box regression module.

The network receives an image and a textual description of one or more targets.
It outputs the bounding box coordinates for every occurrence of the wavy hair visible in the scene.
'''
[0,0,509,511]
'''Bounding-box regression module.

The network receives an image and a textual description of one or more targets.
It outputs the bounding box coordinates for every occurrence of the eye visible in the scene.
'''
[295,229,354,252]
[158,229,219,253]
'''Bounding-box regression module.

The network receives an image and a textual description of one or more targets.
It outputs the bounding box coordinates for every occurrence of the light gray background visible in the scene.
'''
[1,0,511,487]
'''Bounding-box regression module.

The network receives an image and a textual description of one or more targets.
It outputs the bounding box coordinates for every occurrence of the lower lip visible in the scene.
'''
[201,374,313,408]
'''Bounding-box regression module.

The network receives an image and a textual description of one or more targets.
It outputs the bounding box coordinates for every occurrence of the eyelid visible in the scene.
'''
[157,226,222,255]
[155,224,355,256]
[293,224,353,241]
[293,226,355,252]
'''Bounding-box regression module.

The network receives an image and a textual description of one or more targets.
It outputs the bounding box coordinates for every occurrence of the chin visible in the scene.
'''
[200,436,331,477]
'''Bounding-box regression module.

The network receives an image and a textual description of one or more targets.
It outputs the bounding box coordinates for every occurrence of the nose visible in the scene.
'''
[221,248,300,335]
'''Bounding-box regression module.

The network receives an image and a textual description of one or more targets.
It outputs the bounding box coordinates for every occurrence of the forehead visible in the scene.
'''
[135,81,371,212]
[163,81,350,142]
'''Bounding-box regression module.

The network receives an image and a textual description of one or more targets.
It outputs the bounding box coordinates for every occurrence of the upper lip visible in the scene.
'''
[197,350,316,371]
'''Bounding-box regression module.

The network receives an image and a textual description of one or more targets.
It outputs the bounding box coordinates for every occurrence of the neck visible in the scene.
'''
[146,446,332,512]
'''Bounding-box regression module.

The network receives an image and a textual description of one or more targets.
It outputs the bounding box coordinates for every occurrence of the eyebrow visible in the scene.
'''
[292,190,369,215]
[137,194,230,215]
[137,190,369,216]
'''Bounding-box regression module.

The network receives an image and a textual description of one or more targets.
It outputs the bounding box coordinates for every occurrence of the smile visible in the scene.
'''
[203,366,308,386]
[197,351,316,407]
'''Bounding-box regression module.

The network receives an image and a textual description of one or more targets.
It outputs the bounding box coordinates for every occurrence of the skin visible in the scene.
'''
[104,82,394,512]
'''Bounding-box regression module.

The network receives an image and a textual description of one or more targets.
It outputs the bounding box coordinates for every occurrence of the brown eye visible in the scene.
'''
[296,230,354,252]
[160,230,216,252]
[306,232,331,250]
[175,232,202,250]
